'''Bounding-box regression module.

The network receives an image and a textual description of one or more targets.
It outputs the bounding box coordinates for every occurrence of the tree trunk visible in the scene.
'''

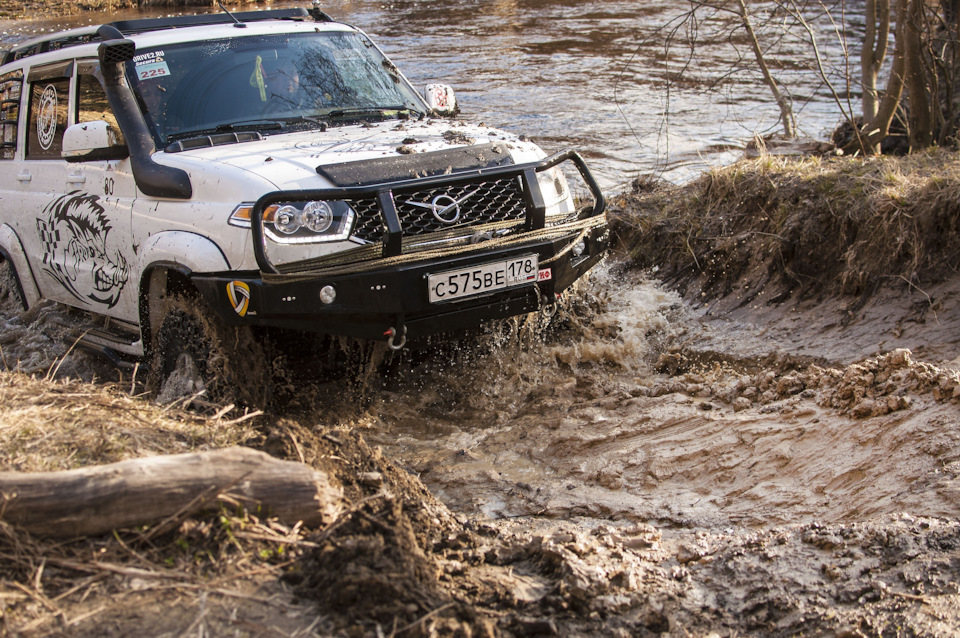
[847,0,908,155]
[862,0,891,126]
[904,0,933,148]
[0,447,341,538]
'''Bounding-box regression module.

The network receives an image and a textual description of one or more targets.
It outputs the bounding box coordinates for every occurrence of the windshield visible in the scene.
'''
[126,30,427,146]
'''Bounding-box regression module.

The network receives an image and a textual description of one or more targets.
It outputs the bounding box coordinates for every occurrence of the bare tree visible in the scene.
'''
[631,0,960,159]
[904,0,935,147]
[735,0,797,136]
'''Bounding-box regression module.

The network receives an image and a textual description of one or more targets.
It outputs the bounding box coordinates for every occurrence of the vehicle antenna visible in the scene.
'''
[217,1,247,28]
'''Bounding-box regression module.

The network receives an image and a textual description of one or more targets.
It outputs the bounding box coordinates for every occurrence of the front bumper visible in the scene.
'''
[194,150,608,343]
[194,225,606,341]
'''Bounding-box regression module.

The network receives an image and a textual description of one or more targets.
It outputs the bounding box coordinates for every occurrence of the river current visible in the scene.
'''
[2,0,858,189]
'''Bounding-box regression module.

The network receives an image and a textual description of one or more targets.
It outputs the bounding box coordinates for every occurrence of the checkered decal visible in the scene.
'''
[37,219,60,266]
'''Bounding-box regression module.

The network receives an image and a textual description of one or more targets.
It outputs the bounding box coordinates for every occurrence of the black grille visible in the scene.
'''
[350,176,527,243]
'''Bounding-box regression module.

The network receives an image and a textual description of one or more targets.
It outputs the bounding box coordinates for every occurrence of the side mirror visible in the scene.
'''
[62,121,129,163]
[424,84,458,116]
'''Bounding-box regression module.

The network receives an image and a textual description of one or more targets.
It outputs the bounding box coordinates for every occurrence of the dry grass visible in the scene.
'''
[0,371,262,473]
[609,149,960,303]
[0,508,328,635]
[0,372,334,635]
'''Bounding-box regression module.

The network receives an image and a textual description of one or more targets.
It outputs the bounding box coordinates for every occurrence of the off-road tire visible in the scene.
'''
[149,295,271,408]
[0,258,28,313]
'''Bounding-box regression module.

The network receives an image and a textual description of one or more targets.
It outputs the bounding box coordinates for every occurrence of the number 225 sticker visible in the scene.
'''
[137,61,170,80]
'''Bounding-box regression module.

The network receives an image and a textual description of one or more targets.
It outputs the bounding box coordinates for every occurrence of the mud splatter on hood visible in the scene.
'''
[162,121,545,191]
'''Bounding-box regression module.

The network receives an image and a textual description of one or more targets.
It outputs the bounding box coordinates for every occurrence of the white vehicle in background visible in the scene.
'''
[0,6,607,400]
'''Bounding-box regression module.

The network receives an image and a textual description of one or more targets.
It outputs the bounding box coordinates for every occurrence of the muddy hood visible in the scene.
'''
[172,122,543,191]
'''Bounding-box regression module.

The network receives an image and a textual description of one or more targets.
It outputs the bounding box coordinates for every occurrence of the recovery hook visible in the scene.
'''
[384,325,407,351]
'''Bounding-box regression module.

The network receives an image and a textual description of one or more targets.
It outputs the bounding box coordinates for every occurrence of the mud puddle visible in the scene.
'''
[9,257,960,536]
[354,265,960,537]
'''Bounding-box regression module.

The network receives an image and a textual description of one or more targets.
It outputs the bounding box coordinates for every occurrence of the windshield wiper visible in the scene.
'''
[167,120,284,143]
[326,106,423,120]
[278,115,328,132]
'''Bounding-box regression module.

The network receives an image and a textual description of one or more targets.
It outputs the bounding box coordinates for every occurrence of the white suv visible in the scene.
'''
[0,7,606,393]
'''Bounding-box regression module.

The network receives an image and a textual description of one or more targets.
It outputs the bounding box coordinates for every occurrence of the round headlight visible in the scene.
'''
[302,201,334,233]
[274,205,301,235]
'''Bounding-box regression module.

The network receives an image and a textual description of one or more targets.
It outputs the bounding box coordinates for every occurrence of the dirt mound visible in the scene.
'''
[295,496,449,630]
[650,346,960,418]
[610,150,960,307]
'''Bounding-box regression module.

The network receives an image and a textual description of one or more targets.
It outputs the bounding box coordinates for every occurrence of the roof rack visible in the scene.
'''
[109,7,313,35]
[2,7,326,66]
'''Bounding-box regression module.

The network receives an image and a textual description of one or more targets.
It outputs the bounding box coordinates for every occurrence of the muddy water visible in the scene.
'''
[2,0,854,188]
[359,267,960,534]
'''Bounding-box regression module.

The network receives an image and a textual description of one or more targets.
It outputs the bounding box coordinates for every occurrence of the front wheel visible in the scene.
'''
[149,295,270,408]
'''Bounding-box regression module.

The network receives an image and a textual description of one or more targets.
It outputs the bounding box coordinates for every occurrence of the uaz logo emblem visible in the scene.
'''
[406,189,479,225]
[226,281,251,317]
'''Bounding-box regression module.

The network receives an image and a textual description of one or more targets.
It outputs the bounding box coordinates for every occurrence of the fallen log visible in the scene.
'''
[0,447,341,538]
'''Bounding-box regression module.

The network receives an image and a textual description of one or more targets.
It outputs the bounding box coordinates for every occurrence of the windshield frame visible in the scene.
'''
[125,28,429,147]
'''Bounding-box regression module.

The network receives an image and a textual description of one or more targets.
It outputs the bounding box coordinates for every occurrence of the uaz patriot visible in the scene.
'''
[0,6,607,394]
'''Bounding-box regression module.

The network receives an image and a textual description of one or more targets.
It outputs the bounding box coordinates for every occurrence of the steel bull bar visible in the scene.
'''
[204,150,608,343]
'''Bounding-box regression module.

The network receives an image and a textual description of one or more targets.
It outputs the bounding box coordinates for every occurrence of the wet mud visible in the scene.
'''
[11,256,960,636]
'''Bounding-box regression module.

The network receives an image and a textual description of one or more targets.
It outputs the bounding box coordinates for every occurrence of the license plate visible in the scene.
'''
[428,255,539,303]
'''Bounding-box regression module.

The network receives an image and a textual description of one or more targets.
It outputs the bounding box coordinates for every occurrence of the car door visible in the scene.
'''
[19,59,138,322]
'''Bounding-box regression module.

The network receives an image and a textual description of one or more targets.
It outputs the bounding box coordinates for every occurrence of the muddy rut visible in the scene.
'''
[359,265,960,532]
[3,254,960,635]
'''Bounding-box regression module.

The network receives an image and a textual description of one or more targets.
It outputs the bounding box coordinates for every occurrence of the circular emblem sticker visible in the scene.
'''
[37,84,58,150]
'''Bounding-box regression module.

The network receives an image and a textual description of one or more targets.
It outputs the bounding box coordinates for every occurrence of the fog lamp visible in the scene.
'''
[319,285,337,305]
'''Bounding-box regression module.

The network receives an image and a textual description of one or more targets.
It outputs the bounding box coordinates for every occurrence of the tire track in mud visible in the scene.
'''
[362,267,960,535]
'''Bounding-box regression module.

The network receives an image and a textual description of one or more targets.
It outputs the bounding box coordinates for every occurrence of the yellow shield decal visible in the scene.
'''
[226,281,251,317]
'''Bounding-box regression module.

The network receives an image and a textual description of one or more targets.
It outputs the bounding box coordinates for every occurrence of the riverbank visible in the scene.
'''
[0,0,271,21]
[0,1,132,20]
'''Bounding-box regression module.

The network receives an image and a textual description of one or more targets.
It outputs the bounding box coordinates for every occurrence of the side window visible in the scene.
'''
[0,71,22,160]
[27,77,69,160]
[77,73,124,145]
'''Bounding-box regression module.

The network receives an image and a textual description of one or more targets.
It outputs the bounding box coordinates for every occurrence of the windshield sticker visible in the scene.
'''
[134,51,169,81]
[133,50,165,63]
[136,61,170,81]
[36,84,58,150]
[36,192,129,308]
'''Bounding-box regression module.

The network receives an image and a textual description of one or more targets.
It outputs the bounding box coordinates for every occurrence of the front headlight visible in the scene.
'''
[536,166,575,217]
[230,200,357,244]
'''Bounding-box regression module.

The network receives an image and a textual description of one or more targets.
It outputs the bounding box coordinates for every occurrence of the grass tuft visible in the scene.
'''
[609,149,960,303]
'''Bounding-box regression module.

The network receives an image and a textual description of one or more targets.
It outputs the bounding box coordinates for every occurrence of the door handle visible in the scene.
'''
[66,174,86,185]
[16,171,30,183]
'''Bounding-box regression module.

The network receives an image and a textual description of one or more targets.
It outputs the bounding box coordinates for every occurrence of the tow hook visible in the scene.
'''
[541,294,559,318]
[384,325,407,351]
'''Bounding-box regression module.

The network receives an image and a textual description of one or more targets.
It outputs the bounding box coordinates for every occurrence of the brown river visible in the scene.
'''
[2,0,853,188]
